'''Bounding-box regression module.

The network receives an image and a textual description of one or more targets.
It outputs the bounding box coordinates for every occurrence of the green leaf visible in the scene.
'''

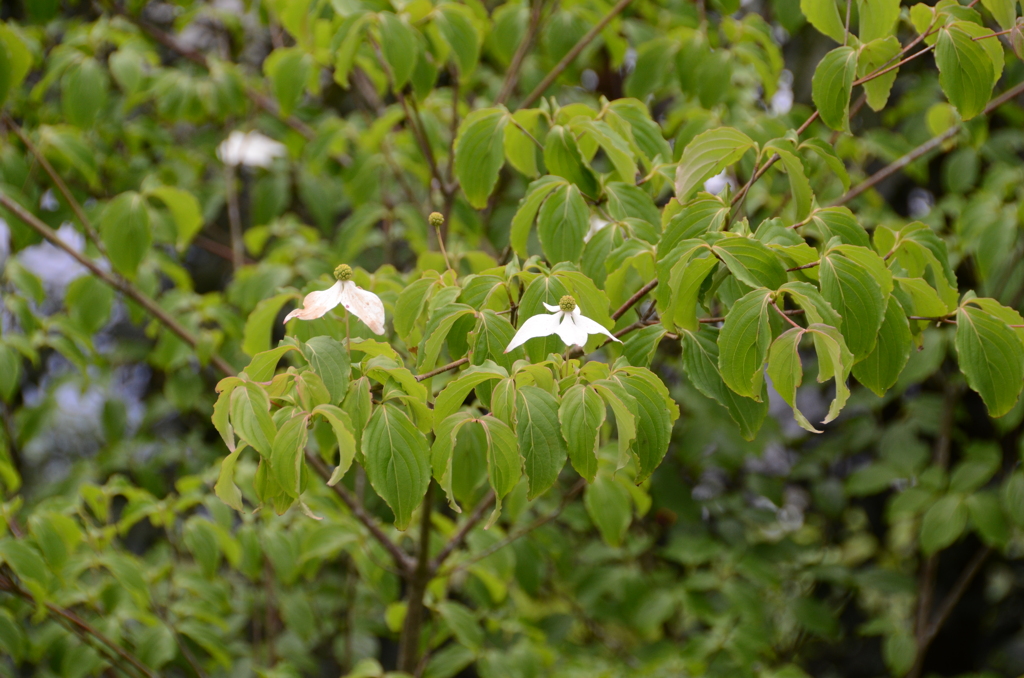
[0,344,21,403]
[417,304,476,372]
[713,236,789,290]
[920,494,968,554]
[0,25,31,107]
[471,310,524,370]
[243,293,297,357]
[244,345,300,382]
[819,249,886,360]
[537,183,588,264]
[935,23,995,120]
[662,248,717,331]
[853,296,912,396]
[509,175,566,258]
[584,474,632,547]
[433,361,508,427]
[477,415,522,527]
[516,385,567,500]
[379,12,418,88]
[434,4,481,77]
[571,118,638,183]
[680,328,768,439]
[800,140,852,193]
[61,58,108,128]
[1002,471,1024,528]
[955,303,1024,417]
[619,370,677,481]
[301,336,351,404]
[966,491,1009,547]
[147,186,204,250]
[764,139,813,220]
[808,206,868,247]
[806,323,854,423]
[438,601,483,651]
[101,192,151,276]
[812,46,858,132]
[364,403,431,530]
[590,380,639,464]
[768,327,819,432]
[544,125,599,197]
[454,107,509,209]
[215,446,245,512]
[503,109,544,178]
[858,0,900,42]
[981,0,1017,29]
[264,47,310,117]
[312,404,358,484]
[605,182,661,227]
[718,288,775,400]
[801,0,848,41]
[559,384,606,482]
[65,275,114,334]
[858,37,901,111]
[333,13,371,88]
[270,414,309,499]
[229,383,276,458]
[674,127,756,201]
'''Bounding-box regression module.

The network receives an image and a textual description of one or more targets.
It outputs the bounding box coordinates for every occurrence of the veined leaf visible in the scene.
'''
[516,386,567,499]
[812,46,858,132]
[801,0,847,42]
[718,288,775,400]
[852,296,912,396]
[935,23,995,120]
[713,236,789,290]
[559,384,605,482]
[364,403,431,530]
[955,303,1024,417]
[455,107,509,209]
[509,175,566,258]
[819,249,886,361]
[537,183,588,264]
[674,127,756,201]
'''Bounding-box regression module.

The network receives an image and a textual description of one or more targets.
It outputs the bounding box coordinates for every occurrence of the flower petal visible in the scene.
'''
[556,314,590,347]
[542,302,561,313]
[572,311,622,344]
[283,281,345,323]
[505,312,561,352]
[338,281,387,335]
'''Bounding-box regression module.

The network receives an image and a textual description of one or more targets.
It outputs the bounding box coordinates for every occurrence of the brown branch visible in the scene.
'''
[430,490,497,572]
[415,357,469,382]
[838,79,1024,205]
[0,193,237,377]
[612,279,659,320]
[921,546,992,647]
[4,114,107,258]
[397,483,435,673]
[305,451,415,573]
[496,0,546,105]
[786,261,820,272]
[518,0,634,109]
[224,165,244,272]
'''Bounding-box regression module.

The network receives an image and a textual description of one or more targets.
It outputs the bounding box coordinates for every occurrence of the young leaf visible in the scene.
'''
[516,385,567,499]
[364,403,431,530]
[718,288,775,400]
[101,192,151,277]
[858,37,901,111]
[215,447,245,512]
[674,127,756,201]
[955,303,1024,417]
[680,328,768,440]
[852,296,912,396]
[935,23,995,120]
[801,0,848,42]
[455,107,509,209]
[537,183,588,264]
[559,384,606,482]
[812,46,858,132]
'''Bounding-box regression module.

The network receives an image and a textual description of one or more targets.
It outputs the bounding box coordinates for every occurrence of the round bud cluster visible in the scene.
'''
[429,212,445,228]
[334,264,353,282]
[559,295,577,313]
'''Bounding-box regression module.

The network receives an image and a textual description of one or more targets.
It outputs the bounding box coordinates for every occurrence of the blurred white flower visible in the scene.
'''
[770,70,794,116]
[583,216,609,243]
[284,264,385,335]
[217,130,287,168]
[505,296,620,351]
[703,170,735,195]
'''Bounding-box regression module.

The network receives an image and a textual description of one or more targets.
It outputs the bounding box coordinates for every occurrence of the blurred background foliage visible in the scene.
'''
[1,0,1024,677]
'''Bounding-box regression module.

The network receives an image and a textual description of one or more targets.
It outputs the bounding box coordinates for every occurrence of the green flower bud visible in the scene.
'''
[559,295,576,313]
[429,212,445,228]
[334,264,353,282]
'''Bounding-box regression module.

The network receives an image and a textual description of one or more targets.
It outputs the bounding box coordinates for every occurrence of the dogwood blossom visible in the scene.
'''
[505,296,620,352]
[283,265,386,335]
[217,130,287,168]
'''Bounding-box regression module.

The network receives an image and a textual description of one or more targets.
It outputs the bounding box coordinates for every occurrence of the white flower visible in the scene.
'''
[217,130,287,168]
[703,170,735,195]
[583,216,609,244]
[505,296,620,352]
[283,265,386,335]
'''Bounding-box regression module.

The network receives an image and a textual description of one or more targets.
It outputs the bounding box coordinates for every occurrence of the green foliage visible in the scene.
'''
[4,0,1024,676]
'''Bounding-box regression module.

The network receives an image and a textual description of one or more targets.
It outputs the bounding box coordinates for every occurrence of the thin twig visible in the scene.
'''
[415,357,469,381]
[496,0,546,105]
[444,479,587,576]
[305,452,415,573]
[4,114,107,257]
[612,280,659,320]
[224,165,244,272]
[0,193,237,377]
[772,300,803,329]
[430,490,497,573]
[519,0,634,109]
[786,261,820,271]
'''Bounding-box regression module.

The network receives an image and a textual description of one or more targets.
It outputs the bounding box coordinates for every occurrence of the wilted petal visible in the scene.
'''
[338,281,386,335]
[284,281,345,323]
[505,312,562,352]
[555,314,590,347]
[571,308,621,344]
